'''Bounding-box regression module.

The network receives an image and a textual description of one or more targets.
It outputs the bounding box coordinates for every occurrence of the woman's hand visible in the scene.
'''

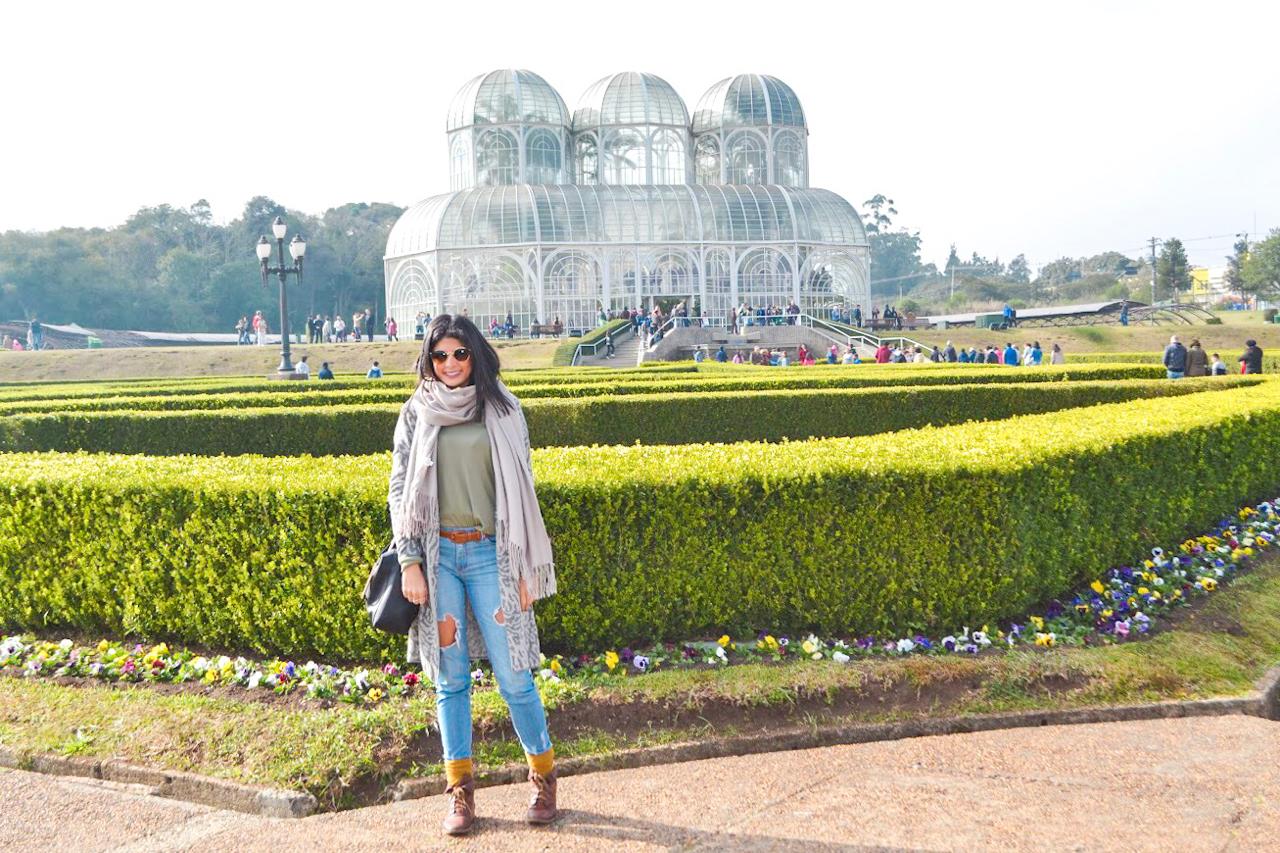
[402,563,428,606]
[518,577,533,612]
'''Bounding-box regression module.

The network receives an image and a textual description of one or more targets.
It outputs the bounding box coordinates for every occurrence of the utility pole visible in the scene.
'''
[1149,237,1160,323]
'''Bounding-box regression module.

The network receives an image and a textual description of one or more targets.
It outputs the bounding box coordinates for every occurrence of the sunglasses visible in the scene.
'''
[429,347,471,363]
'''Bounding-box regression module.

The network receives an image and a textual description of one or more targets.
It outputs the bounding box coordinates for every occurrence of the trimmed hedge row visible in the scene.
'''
[1066,351,1280,372]
[0,364,1174,415]
[3,382,1280,658]
[0,364,697,405]
[0,375,1255,457]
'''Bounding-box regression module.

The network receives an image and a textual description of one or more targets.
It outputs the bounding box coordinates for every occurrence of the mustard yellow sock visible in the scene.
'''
[527,747,555,777]
[444,758,473,787]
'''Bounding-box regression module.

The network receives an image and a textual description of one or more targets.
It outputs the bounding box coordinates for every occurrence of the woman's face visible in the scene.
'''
[431,335,473,388]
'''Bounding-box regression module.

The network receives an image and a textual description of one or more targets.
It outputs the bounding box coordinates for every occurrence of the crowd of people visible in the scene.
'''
[1,317,44,351]
[234,309,400,345]
[1162,335,1263,378]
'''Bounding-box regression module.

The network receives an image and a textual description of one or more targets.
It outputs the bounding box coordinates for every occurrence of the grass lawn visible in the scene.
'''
[897,310,1280,356]
[3,553,1278,811]
[0,338,560,383]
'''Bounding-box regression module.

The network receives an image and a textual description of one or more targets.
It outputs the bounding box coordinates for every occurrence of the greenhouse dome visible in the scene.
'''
[387,70,866,332]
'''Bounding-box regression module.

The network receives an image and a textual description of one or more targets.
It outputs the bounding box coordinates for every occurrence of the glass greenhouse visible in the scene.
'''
[385,70,869,332]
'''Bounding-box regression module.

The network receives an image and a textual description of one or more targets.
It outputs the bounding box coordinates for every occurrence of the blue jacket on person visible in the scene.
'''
[1163,342,1187,372]
[1031,346,1043,365]
[1003,345,1019,365]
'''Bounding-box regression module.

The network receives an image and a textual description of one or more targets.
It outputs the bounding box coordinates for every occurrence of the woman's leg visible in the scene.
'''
[462,540,552,763]
[432,542,474,782]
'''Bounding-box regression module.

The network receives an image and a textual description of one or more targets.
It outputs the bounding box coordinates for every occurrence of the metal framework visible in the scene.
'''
[386,70,867,333]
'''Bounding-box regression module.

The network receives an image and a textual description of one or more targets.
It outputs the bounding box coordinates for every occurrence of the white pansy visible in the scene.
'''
[896,638,916,653]
[59,639,74,651]
[832,651,850,664]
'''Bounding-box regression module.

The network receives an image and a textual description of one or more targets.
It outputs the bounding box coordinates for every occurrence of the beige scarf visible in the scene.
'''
[401,379,556,601]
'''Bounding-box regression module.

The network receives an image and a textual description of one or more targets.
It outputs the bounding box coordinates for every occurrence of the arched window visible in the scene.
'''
[726,132,766,184]
[650,129,686,185]
[605,128,645,184]
[773,131,806,187]
[575,133,598,184]
[450,135,471,191]
[695,136,720,184]
[525,129,561,184]
[476,129,518,186]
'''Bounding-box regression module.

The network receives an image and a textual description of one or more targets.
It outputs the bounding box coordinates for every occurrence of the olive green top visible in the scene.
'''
[436,421,496,535]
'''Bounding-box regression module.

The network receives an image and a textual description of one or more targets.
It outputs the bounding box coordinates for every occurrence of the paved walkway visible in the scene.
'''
[3,715,1277,852]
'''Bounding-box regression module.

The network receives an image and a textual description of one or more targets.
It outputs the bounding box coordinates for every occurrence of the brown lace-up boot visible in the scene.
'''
[441,777,475,835]
[526,769,558,824]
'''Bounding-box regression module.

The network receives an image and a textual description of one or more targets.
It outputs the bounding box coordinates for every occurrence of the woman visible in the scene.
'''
[389,315,558,835]
[1050,343,1065,365]
[1186,339,1208,376]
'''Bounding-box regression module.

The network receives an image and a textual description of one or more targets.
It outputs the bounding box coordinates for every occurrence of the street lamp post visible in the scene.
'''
[256,216,307,377]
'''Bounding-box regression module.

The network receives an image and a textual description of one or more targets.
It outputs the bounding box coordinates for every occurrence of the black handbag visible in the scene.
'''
[363,541,420,635]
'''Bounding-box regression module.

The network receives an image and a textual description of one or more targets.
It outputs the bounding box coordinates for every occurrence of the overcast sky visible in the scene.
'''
[3,0,1277,272]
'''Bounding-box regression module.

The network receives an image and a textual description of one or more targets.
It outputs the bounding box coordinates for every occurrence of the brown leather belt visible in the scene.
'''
[440,529,486,544]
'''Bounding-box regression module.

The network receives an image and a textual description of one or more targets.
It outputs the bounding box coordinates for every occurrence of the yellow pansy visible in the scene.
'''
[603,650,620,670]
[1090,580,1105,594]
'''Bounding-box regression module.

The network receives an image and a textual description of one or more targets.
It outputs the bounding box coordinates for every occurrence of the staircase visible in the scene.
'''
[575,329,641,366]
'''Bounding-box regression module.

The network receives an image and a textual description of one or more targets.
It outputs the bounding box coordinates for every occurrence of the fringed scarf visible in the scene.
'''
[401,379,557,602]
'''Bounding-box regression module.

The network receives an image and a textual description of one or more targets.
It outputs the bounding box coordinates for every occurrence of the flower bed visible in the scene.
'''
[3,498,1272,702]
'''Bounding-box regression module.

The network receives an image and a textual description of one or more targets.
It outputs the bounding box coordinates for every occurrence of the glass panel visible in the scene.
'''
[525,128,562,184]
[476,130,518,186]
[726,132,766,183]
[650,129,686,185]
[449,134,472,191]
[695,136,720,184]
[773,131,805,187]
[575,134,598,184]
[605,128,646,184]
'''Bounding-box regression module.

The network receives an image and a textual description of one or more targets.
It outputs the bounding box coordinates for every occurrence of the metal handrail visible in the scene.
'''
[571,321,630,366]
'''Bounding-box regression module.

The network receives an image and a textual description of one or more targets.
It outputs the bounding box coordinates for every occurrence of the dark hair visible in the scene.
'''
[1246,339,1257,347]
[419,314,511,417]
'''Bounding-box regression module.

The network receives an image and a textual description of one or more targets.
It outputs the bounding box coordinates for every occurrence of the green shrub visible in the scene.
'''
[0,363,1170,415]
[1,377,1248,456]
[3,383,1280,658]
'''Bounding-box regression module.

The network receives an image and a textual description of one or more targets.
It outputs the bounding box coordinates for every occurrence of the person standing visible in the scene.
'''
[715,345,728,363]
[1239,338,1264,374]
[1003,342,1019,366]
[390,315,559,835]
[1163,335,1187,379]
[364,308,375,342]
[235,316,249,345]
[1050,343,1065,365]
[351,311,363,342]
[1185,340,1208,376]
[387,316,399,342]
[322,315,333,344]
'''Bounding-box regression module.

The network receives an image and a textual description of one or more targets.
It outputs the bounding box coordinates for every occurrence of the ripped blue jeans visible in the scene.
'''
[434,529,552,761]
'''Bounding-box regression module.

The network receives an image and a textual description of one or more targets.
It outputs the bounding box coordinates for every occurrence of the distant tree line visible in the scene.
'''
[862,193,1275,313]
[0,196,403,332]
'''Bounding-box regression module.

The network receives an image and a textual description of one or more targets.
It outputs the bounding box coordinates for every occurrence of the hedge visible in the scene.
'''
[1066,351,1280,372]
[0,364,1176,416]
[0,377,1249,456]
[4,382,1280,659]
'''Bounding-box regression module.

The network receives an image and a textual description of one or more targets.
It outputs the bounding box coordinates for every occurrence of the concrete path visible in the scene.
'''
[3,715,1277,852]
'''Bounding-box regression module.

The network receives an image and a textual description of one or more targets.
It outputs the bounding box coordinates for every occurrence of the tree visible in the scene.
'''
[1156,238,1191,302]
[1241,229,1280,298]
[860,194,932,298]
[943,244,960,277]
[861,194,898,235]
[1005,254,1031,284]
[1224,234,1249,293]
